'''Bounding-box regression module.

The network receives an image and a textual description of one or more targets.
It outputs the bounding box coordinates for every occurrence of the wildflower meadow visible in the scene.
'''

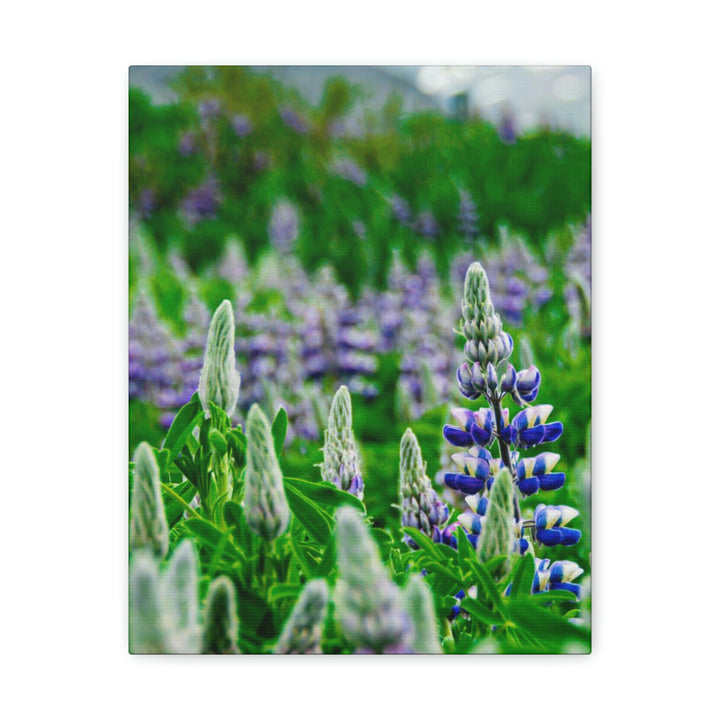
[128,66,592,654]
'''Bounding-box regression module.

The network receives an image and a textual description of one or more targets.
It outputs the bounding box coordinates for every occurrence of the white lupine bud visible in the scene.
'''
[459,262,513,369]
[130,442,169,559]
[198,299,241,418]
[400,429,448,542]
[274,579,329,654]
[244,404,290,540]
[404,574,442,654]
[161,540,201,652]
[334,507,413,652]
[202,576,240,654]
[129,552,166,653]
[320,386,364,499]
[477,468,516,575]
[129,542,203,654]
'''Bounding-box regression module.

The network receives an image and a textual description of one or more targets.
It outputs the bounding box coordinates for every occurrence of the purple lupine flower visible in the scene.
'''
[129,291,187,419]
[139,188,155,218]
[181,175,221,226]
[280,106,309,134]
[178,132,196,157]
[498,110,517,144]
[390,195,413,227]
[457,190,480,240]
[414,210,440,239]
[400,429,450,547]
[268,199,299,253]
[331,157,367,186]
[198,99,221,120]
[231,113,253,137]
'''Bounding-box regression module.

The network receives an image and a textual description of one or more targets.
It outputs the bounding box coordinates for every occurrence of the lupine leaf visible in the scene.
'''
[181,518,244,562]
[161,480,199,524]
[402,526,441,557]
[461,596,504,627]
[527,589,580,605]
[162,393,203,462]
[509,552,535,597]
[506,599,590,649]
[268,584,303,603]
[284,476,364,511]
[284,483,334,544]
[271,407,288,456]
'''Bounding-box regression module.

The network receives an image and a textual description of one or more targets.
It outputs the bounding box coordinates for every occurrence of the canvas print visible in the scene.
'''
[128,65,591,654]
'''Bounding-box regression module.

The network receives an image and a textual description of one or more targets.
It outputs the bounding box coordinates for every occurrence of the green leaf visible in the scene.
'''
[227,429,247,466]
[271,407,288,456]
[284,482,334,544]
[181,518,244,562]
[506,598,590,649]
[268,584,303,603]
[455,526,477,567]
[402,526,441,557]
[161,480,198,525]
[284,476,364,512]
[371,527,393,561]
[527,589,580,605]
[509,552,535,597]
[461,597,503,627]
[162,394,203,462]
[469,561,505,611]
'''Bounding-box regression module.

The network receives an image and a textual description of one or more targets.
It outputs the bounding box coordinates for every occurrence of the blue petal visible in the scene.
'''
[536,528,563,546]
[470,422,493,446]
[518,476,540,496]
[559,528,582,545]
[548,581,581,598]
[466,533,479,548]
[542,422,564,443]
[443,426,473,447]
[444,473,485,494]
[518,425,545,447]
[539,472,566,491]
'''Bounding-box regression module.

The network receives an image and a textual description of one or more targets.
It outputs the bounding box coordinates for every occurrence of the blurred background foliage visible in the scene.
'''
[129,66,590,553]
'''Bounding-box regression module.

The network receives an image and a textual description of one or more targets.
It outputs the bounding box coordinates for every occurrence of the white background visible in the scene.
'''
[2,1,717,717]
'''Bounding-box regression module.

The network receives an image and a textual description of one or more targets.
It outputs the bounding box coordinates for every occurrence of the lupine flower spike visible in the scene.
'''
[320,385,364,498]
[129,540,202,654]
[476,468,516,575]
[274,579,329,654]
[198,299,241,418]
[244,404,291,540]
[334,507,413,653]
[442,261,582,597]
[404,574,442,654]
[202,576,240,654]
[399,428,449,546]
[130,442,169,559]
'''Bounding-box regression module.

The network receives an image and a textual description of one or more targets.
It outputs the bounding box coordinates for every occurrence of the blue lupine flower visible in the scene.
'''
[515,452,565,496]
[533,558,583,598]
[500,404,563,449]
[533,504,582,547]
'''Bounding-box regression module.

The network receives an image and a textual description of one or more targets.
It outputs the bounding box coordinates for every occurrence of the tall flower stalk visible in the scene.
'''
[443,262,582,593]
[320,386,364,498]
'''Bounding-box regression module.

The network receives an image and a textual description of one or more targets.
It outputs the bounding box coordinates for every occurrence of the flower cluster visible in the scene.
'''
[442,261,582,597]
[320,386,364,498]
[399,428,450,546]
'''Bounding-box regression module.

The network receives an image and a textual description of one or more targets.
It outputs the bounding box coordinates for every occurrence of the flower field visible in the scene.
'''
[128,66,591,654]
